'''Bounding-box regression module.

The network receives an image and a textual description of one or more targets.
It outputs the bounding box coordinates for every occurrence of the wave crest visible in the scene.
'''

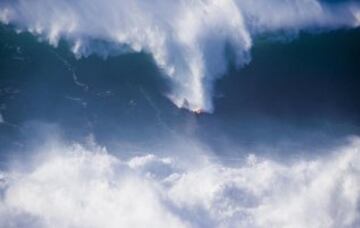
[1,0,359,112]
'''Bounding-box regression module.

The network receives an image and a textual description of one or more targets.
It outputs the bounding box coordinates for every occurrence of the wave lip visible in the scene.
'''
[0,0,359,112]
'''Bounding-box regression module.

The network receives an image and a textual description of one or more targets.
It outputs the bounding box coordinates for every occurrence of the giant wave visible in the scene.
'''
[1,0,359,112]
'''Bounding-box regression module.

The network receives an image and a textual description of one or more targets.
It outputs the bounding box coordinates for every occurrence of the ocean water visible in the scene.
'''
[1,1,360,227]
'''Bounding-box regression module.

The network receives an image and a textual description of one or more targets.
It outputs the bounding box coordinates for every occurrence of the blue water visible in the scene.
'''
[1,25,360,161]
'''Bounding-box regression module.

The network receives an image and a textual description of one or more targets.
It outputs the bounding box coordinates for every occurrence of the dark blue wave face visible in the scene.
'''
[1,24,360,162]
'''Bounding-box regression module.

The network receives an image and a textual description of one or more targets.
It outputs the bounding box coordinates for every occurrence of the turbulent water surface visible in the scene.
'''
[1,1,360,228]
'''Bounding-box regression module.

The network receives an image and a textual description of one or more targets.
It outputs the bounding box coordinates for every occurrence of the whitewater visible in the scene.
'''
[0,137,360,228]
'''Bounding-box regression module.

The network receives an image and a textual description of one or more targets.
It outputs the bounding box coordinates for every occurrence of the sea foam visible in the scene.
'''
[1,137,360,227]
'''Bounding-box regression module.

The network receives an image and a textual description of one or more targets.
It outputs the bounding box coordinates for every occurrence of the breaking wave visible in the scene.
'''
[0,137,359,228]
[1,0,360,112]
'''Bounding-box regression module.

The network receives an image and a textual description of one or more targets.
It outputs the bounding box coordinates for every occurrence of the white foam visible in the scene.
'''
[0,138,359,227]
[0,0,359,112]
